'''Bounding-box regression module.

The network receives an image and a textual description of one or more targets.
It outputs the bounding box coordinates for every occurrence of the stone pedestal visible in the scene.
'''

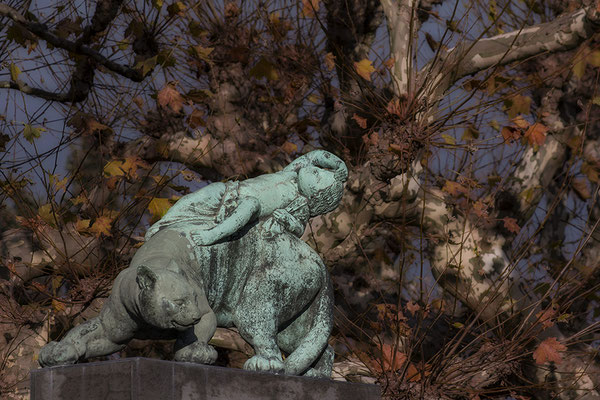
[30,357,381,400]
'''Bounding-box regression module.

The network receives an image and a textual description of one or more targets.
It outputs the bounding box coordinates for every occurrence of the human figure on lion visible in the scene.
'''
[39,150,347,378]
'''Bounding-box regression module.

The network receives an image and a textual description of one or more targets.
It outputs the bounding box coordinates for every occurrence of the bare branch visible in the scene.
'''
[0,3,143,82]
[381,0,417,95]
[422,6,600,97]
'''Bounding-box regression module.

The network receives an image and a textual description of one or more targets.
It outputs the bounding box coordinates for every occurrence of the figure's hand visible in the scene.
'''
[191,230,213,246]
[273,209,305,237]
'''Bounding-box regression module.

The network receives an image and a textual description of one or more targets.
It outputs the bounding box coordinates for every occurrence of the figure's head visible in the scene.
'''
[298,166,345,217]
[136,263,203,331]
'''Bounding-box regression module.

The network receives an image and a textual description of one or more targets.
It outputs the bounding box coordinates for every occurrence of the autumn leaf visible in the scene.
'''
[167,1,186,17]
[503,217,520,234]
[157,83,184,113]
[443,180,469,197]
[89,216,112,237]
[250,57,279,81]
[582,162,599,183]
[533,337,566,364]
[38,204,55,226]
[148,197,173,220]
[52,299,66,314]
[380,344,407,372]
[383,58,395,69]
[500,127,520,144]
[188,108,205,128]
[301,0,320,17]
[10,63,21,81]
[324,52,336,71]
[386,98,402,116]
[536,305,558,329]
[354,59,375,81]
[441,134,456,145]
[104,160,125,177]
[573,178,591,200]
[193,45,214,62]
[524,122,547,147]
[406,301,420,316]
[504,95,531,119]
[132,96,144,109]
[281,141,297,154]
[75,219,91,232]
[352,114,367,129]
[23,124,45,143]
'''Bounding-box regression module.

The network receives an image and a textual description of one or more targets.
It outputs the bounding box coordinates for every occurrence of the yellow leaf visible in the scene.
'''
[89,216,112,237]
[38,204,55,225]
[573,59,586,79]
[441,134,456,145]
[52,299,66,313]
[49,174,68,191]
[281,141,297,154]
[442,181,468,197]
[588,50,600,67]
[250,57,279,81]
[193,45,214,61]
[354,59,375,81]
[10,63,21,81]
[148,197,172,220]
[504,95,531,119]
[103,160,125,177]
[75,219,91,232]
[71,194,87,205]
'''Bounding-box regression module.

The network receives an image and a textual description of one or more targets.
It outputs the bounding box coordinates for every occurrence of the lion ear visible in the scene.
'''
[136,265,157,290]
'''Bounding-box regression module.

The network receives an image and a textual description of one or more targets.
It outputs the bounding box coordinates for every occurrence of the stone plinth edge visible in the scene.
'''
[30,357,381,400]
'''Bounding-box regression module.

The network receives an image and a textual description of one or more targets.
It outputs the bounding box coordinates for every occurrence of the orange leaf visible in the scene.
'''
[324,52,335,71]
[352,113,367,129]
[89,216,112,237]
[157,84,184,113]
[501,126,521,144]
[442,180,469,197]
[573,178,591,200]
[354,59,375,81]
[502,217,520,234]
[386,98,402,116]
[536,305,558,329]
[301,0,320,17]
[383,58,395,69]
[533,337,566,364]
[406,301,420,316]
[380,344,407,371]
[524,122,547,147]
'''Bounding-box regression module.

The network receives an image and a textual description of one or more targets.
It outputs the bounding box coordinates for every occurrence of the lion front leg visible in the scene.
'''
[174,310,218,364]
[38,315,126,367]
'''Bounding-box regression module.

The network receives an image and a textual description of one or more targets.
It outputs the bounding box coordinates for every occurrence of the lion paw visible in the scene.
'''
[243,355,284,373]
[38,341,79,367]
[174,342,218,364]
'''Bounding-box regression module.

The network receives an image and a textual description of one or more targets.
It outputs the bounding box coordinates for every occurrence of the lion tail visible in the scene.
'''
[283,268,333,375]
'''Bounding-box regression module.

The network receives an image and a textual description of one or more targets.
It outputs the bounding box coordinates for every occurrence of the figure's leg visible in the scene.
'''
[174,310,218,364]
[38,316,126,367]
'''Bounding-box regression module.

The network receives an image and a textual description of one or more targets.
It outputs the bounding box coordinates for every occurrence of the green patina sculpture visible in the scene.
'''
[38,150,348,378]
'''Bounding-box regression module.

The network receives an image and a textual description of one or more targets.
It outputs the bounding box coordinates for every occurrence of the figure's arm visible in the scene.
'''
[283,150,348,182]
[192,197,261,245]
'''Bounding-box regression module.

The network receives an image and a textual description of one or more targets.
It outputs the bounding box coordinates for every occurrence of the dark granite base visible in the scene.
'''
[30,357,381,400]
